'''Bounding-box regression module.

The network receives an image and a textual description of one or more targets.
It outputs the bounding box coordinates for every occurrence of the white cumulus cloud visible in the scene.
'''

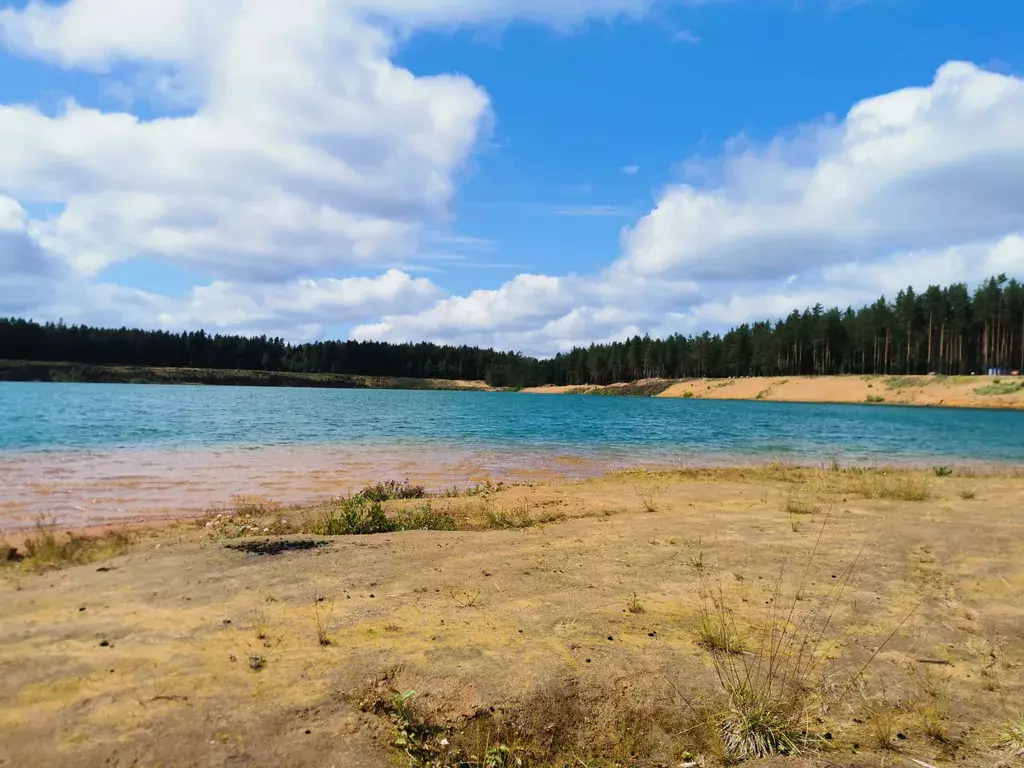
[354,62,1024,356]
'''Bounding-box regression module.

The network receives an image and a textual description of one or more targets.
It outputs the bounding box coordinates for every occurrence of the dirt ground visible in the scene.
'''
[2,466,1023,767]
[523,375,1024,409]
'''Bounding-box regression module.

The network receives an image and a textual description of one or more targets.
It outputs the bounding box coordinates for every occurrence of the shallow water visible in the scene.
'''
[2,382,1022,528]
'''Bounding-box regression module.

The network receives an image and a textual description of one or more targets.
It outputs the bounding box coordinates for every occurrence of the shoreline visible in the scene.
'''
[3,443,1021,533]
[4,360,1023,409]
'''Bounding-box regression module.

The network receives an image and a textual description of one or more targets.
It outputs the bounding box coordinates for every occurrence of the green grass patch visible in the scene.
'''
[307,498,454,536]
[974,380,1023,396]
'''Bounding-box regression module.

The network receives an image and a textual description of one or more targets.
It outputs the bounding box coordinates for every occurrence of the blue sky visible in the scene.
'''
[1,0,1022,354]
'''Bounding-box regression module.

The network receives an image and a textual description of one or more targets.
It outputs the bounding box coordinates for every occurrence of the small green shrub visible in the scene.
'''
[865,395,886,403]
[358,479,427,502]
[309,497,456,536]
[310,497,396,535]
[932,466,953,477]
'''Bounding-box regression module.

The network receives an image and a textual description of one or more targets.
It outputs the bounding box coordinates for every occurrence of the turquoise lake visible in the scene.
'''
[2,381,1022,464]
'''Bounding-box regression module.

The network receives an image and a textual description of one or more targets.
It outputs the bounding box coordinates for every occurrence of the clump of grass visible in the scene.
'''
[13,517,132,570]
[358,479,427,502]
[932,465,954,477]
[485,503,535,530]
[959,487,977,500]
[692,514,924,762]
[784,495,822,516]
[995,714,1024,758]
[393,502,456,531]
[230,494,282,515]
[865,395,886,403]
[975,380,1024,396]
[694,609,746,655]
[310,496,396,535]
[308,497,457,536]
[626,592,645,614]
[867,702,899,750]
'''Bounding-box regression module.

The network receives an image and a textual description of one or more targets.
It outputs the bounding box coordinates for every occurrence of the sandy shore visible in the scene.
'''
[3,465,1023,767]
[523,373,1024,408]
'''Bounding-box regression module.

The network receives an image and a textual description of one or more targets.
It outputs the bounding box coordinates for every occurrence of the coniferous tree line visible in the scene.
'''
[2,275,1022,388]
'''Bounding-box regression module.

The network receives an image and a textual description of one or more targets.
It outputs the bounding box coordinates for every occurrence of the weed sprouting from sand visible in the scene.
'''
[959,487,977,500]
[865,395,886,403]
[247,650,268,671]
[685,538,706,572]
[252,609,269,642]
[627,592,646,615]
[635,485,660,514]
[450,588,482,608]
[313,600,333,646]
[932,466,954,478]
[996,714,1024,758]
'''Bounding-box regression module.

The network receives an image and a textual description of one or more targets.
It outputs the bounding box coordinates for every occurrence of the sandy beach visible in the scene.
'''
[523,374,1024,409]
[3,464,1023,767]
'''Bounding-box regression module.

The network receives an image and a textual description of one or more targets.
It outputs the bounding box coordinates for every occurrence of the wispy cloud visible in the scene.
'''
[425,234,498,252]
[672,29,701,44]
[570,183,593,195]
[621,164,640,175]
[551,205,630,217]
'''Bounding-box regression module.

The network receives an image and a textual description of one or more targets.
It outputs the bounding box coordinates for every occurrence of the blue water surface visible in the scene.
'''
[1,382,1022,465]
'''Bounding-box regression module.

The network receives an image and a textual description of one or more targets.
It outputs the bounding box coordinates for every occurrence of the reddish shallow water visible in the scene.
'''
[0,444,653,530]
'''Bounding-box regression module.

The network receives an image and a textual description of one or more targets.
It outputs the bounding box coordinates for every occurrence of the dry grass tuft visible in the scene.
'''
[12,517,132,570]
[868,702,899,750]
[854,474,931,501]
[995,714,1024,758]
[784,495,822,515]
[626,592,646,614]
[959,487,978,500]
[313,601,333,646]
